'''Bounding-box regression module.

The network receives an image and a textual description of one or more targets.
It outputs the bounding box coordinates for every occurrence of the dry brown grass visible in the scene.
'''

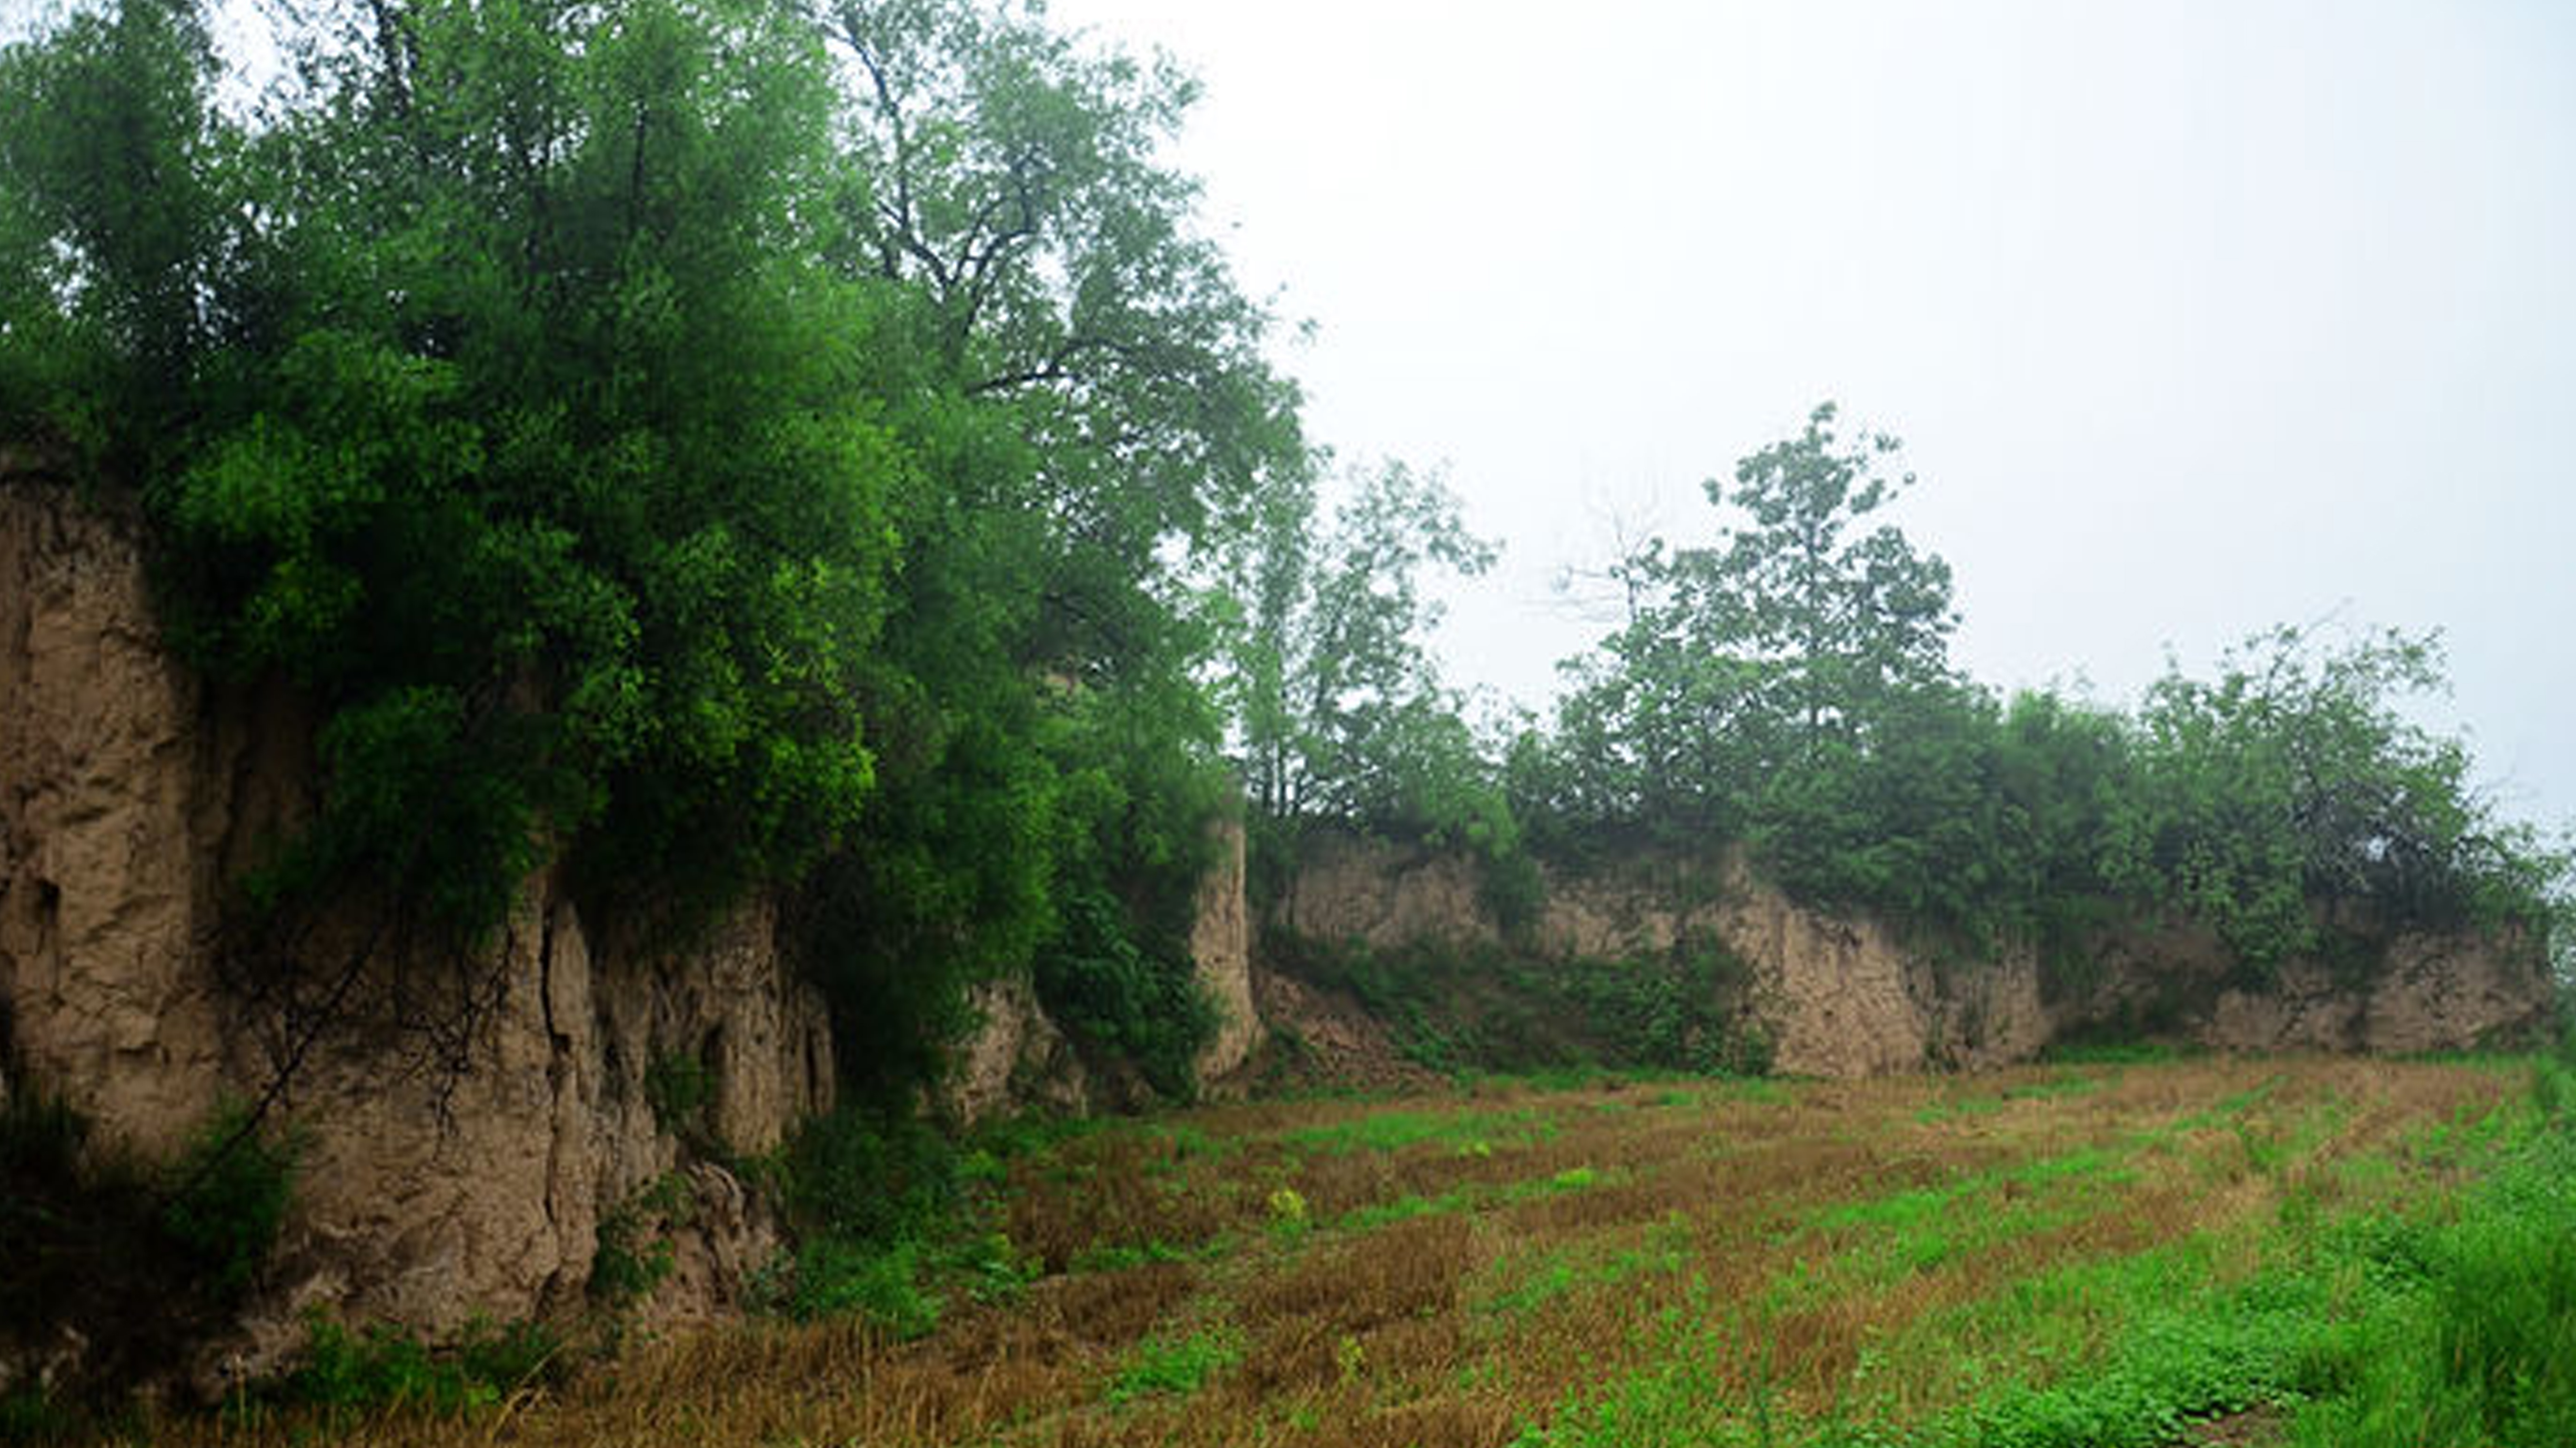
[142,1054,2520,1448]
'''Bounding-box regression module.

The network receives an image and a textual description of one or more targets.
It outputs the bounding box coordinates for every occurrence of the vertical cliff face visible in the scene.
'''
[0,461,834,1377]
[1,456,1267,1376]
[0,465,232,1161]
[940,974,1094,1124]
[1189,815,1262,1083]
[1273,837,2052,1074]
[235,888,836,1356]
[940,814,1262,1125]
[1274,834,2551,1073]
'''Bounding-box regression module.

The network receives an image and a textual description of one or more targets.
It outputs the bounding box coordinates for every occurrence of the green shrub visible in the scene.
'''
[643,1051,714,1140]
[1477,842,1547,937]
[780,1237,941,1338]
[1265,929,1767,1079]
[1104,1327,1242,1405]
[0,1380,93,1447]
[158,1101,298,1299]
[759,1102,1056,1336]
[947,1228,1041,1307]
[586,1227,672,1306]
[273,1314,559,1417]
[2533,1055,2572,1122]
[1265,1186,1310,1241]
[2,1090,298,1424]
[1034,890,1217,1101]
[0,1085,96,1330]
[763,1104,1042,1337]
[3,1092,295,1314]
[587,1173,693,1305]
[781,1107,963,1248]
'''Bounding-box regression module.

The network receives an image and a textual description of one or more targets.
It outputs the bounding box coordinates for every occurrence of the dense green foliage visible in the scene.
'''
[262,1316,561,1422]
[0,0,1292,1102]
[11,0,900,932]
[1515,405,2562,982]
[1266,928,1770,1078]
[156,1103,300,1299]
[2117,626,2558,971]
[765,1103,1039,1336]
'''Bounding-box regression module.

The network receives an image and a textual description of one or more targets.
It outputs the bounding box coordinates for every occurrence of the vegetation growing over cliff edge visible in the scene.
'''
[0,0,1290,1106]
[1244,404,2565,991]
[2,0,2560,1115]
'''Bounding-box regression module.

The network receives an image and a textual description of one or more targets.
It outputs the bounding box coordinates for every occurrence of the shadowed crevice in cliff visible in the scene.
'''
[0,1082,296,1415]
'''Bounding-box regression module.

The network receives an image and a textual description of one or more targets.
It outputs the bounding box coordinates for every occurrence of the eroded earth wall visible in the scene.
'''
[1276,833,2552,1074]
[0,454,1266,1371]
[0,448,2545,1385]
[0,458,834,1377]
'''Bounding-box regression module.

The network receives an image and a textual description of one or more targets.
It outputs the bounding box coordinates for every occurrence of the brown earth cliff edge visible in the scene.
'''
[0,455,1258,1382]
[1274,833,2551,1075]
[0,451,2546,1390]
[0,458,834,1383]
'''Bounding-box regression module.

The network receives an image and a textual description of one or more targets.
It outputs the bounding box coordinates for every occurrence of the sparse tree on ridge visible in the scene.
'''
[1233,459,1496,837]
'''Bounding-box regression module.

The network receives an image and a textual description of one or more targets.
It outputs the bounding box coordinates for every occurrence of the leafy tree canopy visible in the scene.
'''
[1522,405,2561,982]
[1234,458,1496,836]
[0,0,1304,1102]
[1535,403,1956,841]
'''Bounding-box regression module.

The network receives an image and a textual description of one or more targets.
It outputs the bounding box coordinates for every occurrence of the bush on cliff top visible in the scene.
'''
[0,0,1276,1108]
[1505,406,2561,981]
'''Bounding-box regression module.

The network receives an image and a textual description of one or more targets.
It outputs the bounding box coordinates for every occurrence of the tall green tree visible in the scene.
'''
[1688,401,1957,760]
[789,0,1307,1099]
[814,0,1303,659]
[1234,459,1497,838]
[1,0,1311,1102]
[0,0,232,452]
[1546,403,1956,840]
[194,0,891,930]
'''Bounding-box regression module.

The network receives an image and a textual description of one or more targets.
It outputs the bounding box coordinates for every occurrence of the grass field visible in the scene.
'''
[171,1053,2576,1448]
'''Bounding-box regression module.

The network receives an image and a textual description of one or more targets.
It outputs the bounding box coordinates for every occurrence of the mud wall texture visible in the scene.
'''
[0,460,833,1374]
[1275,834,2552,1075]
[0,456,1265,1369]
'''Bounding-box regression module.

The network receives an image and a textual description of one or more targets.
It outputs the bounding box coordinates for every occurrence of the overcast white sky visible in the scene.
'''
[1049,0,2575,833]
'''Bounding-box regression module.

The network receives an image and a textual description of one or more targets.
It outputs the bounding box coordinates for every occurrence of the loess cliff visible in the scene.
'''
[1275,833,2552,1076]
[0,454,1260,1390]
[0,454,2550,1394]
[1,458,833,1383]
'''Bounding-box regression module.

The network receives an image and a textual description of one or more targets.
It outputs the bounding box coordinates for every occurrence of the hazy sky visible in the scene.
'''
[1048,0,2575,832]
